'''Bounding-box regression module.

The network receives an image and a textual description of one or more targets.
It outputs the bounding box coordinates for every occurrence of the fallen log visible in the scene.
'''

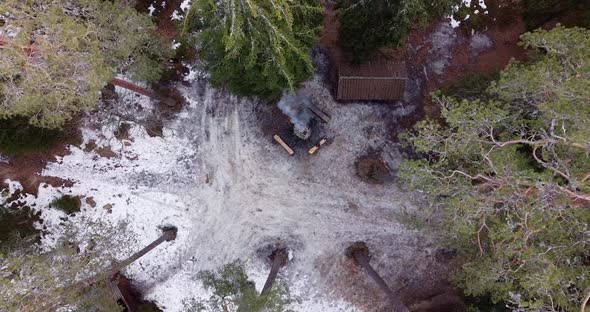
[77,227,177,289]
[273,135,295,155]
[109,78,177,106]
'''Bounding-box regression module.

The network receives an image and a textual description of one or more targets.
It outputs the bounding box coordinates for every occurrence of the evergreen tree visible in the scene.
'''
[182,0,323,100]
[335,0,460,63]
[182,260,293,312]
[0,218,175,311]
[400,26,590,311]
[0,0,171,128]
[0,219,135,311]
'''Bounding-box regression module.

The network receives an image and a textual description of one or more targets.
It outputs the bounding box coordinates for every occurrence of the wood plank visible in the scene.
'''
[308,138,328,155]
[273,135,295,155]
[305,102,331,123]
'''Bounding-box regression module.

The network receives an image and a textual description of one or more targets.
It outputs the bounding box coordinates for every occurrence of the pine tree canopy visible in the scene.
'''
[401,25,590,311]
[182,0,323,100]
[0,0,170,129]
[335,0,461,64]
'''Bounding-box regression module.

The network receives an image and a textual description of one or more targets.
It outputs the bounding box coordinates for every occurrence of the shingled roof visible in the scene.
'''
[337,60,407,101]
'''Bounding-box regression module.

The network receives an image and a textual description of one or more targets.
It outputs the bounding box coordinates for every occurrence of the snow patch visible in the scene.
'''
[29,72,441,311]
[448,0,487,28]
[2,180,23,204]
[180,0,192,11]
[171,10,182,21]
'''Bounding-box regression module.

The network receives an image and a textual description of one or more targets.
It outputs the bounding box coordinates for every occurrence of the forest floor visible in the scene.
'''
[0,0,560,311]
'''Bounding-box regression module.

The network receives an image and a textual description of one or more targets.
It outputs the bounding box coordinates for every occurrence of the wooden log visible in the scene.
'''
[305,102,331,123]
[110,78,177,106]
[273,135,295,155]
[308,138,328,155]
[346,242,409,312]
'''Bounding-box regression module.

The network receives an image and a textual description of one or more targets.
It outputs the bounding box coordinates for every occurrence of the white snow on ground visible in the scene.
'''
[148,4,156,16]
[172,40,181,50]
[183,64,208,81]
[448,0,487,28]
[171,10,182,21]
[11,72,445,311]
[3,179,22,195]
[180,0,192,11]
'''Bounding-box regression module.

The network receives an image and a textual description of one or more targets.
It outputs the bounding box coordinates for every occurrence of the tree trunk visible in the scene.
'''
[260,248,289,296]
[79,227,177,288]
[109,78,177,106]
[346,242,409,312]
[237,248,289,312]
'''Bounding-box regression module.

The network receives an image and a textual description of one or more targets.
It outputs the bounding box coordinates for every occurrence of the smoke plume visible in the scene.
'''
[277,90,313,137]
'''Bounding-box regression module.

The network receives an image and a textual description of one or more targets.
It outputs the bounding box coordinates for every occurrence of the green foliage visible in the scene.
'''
[184,260,292,312]
[442,69,500,101]
[0,0,171,128]
[74,0,172,83]
[182,0,323,100]
[136,303,164,312]
[400,26,590,311]
[0,118,75,155]
[521,0,583,30]
[0,210,39,253]
[0,218,136,311]
[50,195,82,215]
[335,0,460,63]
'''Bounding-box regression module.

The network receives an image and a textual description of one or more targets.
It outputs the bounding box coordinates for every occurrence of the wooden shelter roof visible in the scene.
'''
[337,60,407,101]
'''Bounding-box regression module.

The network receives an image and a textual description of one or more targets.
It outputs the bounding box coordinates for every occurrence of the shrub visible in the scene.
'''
[50,196,82,215]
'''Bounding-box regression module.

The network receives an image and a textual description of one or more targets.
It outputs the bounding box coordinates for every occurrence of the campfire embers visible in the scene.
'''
[294,126,312,140]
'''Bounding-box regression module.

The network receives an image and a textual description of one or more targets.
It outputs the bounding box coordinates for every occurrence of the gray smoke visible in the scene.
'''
[277,90,313,136]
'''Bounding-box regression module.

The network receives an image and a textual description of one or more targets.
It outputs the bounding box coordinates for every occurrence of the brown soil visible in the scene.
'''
[318,2,342,90]
[355,153,394,185]
[542,1,590,30]
[316,250,463,312]
[316,1,529,310]
[135,0,192,124]
[117,274,163,312]
[135,0,183,42]
[404,0,528,118]
[319,0,528,120]
[0,131,80,195]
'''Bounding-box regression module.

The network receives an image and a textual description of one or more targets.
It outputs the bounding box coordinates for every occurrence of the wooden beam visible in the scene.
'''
[273,135,294,155]
[308,138,327,155]
[305,102,331,123]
